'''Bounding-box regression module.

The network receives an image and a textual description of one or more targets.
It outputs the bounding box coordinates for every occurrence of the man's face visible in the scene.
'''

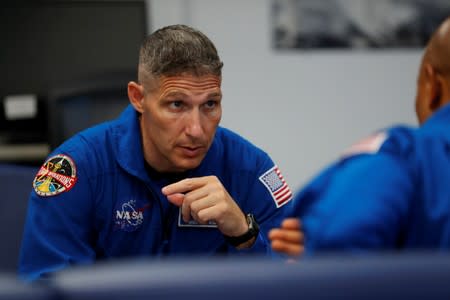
[139,74,222,173]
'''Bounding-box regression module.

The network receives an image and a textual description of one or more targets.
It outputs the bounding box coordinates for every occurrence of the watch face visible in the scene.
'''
[224,214,259,247]
[246,214,259,233]
[246,215,253,229]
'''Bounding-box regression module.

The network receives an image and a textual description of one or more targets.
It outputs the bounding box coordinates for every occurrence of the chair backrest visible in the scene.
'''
[46,71,134,150]
[51,253,450,300]
[0,164,38,273]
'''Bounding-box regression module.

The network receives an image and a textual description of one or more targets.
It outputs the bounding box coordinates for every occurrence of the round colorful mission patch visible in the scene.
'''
[33,154,78,197]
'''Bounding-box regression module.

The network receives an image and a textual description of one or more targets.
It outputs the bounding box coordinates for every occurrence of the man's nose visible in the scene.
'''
[185,109,204,138]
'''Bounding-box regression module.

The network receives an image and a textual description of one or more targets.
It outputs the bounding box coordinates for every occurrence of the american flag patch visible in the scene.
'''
[259,166,292,208]
[341,131,388,158]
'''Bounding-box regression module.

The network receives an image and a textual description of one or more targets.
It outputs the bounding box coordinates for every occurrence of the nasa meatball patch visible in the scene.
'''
[33,154,78,197]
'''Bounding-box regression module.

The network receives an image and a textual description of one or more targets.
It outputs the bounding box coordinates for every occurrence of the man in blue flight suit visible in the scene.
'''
[269,16,450,256]
[19,24,293,280]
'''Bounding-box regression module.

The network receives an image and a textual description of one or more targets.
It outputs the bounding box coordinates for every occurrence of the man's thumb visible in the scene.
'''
[166,193,184,207]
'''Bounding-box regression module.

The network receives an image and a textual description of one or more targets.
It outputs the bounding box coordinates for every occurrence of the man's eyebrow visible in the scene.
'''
[208,92,222,98]
[163,91,187,98]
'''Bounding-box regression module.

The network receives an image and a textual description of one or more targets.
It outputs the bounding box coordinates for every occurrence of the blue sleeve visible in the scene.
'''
[293,153,414,253]
[230,156,294,257]
[18,141,97,281]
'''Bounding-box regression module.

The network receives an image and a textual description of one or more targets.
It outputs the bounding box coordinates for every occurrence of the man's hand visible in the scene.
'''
[268,218,304,257]
[161,176,248,238]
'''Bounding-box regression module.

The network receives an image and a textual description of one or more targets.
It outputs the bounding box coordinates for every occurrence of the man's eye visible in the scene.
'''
[204,100,217,109]
[169,101,183,109]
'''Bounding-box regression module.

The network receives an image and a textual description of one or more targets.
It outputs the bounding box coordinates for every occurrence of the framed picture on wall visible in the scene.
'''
[272,0,450,50]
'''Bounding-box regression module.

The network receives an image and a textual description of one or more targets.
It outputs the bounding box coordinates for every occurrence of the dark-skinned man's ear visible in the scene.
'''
[425,63,443,112]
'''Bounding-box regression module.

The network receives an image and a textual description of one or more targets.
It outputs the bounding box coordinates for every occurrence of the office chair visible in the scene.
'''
[0,164,38,272]
[46,71,135,150]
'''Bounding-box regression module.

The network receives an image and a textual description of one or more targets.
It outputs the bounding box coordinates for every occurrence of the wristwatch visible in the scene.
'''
[224,213,260,247]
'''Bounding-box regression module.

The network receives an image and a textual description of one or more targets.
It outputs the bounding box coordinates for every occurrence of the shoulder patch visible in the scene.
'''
[33,154,78,197]
[259,165,292,208]
[341,131,388,159]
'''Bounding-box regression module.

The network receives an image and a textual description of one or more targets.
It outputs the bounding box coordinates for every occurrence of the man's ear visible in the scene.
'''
[128,81,145,113]
[424,63,444,113]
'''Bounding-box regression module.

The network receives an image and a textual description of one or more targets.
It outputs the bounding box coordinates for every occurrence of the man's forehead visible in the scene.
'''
[158,74,222,92]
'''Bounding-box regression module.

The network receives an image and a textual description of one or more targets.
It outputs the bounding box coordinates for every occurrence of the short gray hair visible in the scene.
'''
[138,24,223,85]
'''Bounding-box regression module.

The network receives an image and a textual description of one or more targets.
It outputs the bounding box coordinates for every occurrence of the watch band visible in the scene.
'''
[224,213,260,247]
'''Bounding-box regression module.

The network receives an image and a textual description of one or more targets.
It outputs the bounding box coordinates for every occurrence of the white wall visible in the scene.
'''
[147,0,422,191]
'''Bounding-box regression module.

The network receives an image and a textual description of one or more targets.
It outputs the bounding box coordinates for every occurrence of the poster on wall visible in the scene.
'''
[272,0,450,50]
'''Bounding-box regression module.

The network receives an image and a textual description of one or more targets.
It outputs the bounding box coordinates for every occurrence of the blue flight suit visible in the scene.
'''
[293,103,450,253]
[19,105,293,281]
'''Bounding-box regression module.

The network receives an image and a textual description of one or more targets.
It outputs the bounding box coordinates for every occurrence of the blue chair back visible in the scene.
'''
[0,164,38,272]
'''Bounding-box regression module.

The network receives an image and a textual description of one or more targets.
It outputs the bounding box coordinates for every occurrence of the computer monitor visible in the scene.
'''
[0,0,147,96]
[0,0,147,151]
